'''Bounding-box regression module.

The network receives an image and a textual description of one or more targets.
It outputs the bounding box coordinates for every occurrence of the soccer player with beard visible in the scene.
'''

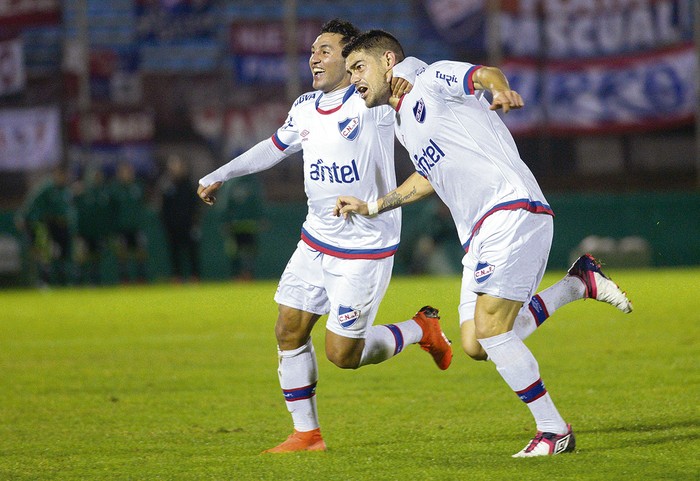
[197,19,452,453]
[336,30,633,457]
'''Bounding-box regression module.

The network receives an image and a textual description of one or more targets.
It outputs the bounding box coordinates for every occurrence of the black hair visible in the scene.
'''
[320,18,360,46]
[341,29,405,61]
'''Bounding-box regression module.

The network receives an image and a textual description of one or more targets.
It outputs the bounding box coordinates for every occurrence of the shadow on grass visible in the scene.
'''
[576,419,700,450]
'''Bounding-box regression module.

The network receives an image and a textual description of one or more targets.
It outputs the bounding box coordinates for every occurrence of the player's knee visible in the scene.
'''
[461,338,488,361]
[325,345,362,369]
[460,320,488,361]
[326,351,360,369]
[464,347,488,361]
[274,320,308,350]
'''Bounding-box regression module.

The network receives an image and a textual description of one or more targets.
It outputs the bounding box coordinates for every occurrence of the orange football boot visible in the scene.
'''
[262,428,327,454]
[412,306,452,370]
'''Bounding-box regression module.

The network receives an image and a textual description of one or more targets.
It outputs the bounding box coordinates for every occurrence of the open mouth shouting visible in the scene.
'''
[356,84,369,99]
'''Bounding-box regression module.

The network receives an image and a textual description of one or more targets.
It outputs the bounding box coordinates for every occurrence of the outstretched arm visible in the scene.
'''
[472,66,524,114]
[334,172,435,218]
[197,138,288,205]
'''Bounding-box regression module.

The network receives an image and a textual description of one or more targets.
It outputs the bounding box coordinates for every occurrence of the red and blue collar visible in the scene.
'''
[315,85,356,115]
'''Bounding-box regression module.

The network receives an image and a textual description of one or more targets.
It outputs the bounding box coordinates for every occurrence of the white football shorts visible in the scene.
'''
[274,240,394,339]
[458,209,553,324]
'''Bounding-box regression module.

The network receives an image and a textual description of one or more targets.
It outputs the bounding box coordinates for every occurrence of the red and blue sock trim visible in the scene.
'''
[282,382,317,402]
[528,294,549,327]
[516,378,547,404]
[384,324,404,356]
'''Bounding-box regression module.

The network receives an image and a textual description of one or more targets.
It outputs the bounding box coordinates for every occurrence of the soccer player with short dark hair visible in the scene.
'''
[197,20,452,453]
[336,29,633,457]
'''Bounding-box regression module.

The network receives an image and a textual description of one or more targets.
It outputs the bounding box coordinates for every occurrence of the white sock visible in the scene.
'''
[358,319,423,367]
[479,331,567,434]
[277,338,319,432]
[513,276,587,340]
[538,275,586,312]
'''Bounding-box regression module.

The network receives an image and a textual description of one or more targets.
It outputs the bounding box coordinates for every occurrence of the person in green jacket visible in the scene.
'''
[216,174,265,280]
[110,162,148,283]
[17,165,76,286]
[74,167,112,285]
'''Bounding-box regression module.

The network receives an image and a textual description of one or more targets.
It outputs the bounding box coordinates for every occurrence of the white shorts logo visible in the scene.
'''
[338,305,361,329]
[474,261,495,284]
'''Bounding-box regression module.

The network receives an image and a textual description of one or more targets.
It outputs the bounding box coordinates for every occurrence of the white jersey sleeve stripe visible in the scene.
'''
[463,65,482,95]
[271,133,290,151]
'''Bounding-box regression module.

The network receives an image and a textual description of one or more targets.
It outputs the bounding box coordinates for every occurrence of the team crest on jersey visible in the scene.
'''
[413,98,426,123]
[338,116,360,141]
[338,305,361,329]
[474,261,495,284]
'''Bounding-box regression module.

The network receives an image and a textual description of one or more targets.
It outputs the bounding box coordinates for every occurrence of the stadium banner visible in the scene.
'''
[421,0,693,59]
[0,106,60,171]
[501,43,696,135]
[135,0,219,72]
[0,0,61,28]
[0,36,25,96]
[85,48,141,103]
[499,0,694,59]
[67,110,155,146]
[192,103,288,157]
[229,19,324,55]
[420,0,486,52]
[232,54,311,85]
[135,0,217,42]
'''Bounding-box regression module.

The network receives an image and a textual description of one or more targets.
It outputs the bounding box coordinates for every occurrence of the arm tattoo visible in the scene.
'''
[381,187,417,212]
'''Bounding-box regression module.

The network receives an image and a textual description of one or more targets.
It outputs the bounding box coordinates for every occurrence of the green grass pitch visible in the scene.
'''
[1,269,698,480]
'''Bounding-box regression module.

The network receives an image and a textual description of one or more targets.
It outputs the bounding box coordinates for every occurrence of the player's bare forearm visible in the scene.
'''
[380,172,433,211]
[381,188,415,211]
[472,66,524,113]
[335,173,433,218]
[473,66,510,92]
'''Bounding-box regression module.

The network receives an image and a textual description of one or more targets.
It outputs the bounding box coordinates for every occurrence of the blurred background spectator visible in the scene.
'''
[401,199,462,277]
[15,165,76,286]
[157,154,201,282]
[111,161,148,283]
[214,174,266,281]
[73,166,112,285]
[0,0,697,287]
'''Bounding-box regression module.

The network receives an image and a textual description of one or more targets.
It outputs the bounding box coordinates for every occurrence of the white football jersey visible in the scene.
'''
[274,85,400,259]
[394,60,552,252]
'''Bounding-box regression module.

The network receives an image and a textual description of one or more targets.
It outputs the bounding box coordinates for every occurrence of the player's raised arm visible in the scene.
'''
[334,172,435,218]
[472,66,524,114]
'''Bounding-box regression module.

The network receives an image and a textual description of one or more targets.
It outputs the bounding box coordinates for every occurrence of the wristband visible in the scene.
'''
[367,200,379,216]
